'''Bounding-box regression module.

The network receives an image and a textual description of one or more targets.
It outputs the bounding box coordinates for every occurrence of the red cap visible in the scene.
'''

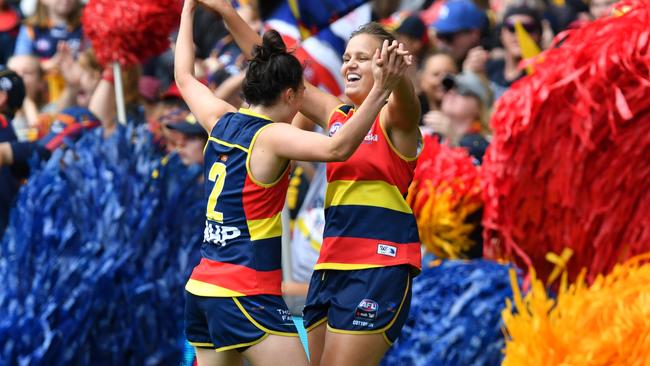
[162,78,208,100]
[0,8,20,33]
[161,83,182,100]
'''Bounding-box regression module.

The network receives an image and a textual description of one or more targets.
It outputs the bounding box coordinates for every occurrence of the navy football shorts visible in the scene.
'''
[185,292,299,352]
[302,265,412,345]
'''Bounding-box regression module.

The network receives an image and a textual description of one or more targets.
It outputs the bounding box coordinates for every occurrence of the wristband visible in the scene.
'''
[102,68,114,84]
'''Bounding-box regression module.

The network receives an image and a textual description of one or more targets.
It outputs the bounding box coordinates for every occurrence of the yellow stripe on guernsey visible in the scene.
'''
[246,212,282,241]
[239,107,271,121]
[185,279,246,297]
[325,180,413,213]
[208,136,249,153]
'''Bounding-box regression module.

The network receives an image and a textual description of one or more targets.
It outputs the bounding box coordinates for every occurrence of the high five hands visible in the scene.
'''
[372,40,413,92]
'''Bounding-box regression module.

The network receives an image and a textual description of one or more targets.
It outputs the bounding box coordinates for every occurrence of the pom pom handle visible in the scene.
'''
[113,63,127,125]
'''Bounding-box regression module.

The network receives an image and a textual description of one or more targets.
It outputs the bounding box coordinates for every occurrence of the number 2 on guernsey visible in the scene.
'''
[206,162,226,222]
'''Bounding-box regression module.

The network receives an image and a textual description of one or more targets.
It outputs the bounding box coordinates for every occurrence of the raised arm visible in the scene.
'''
[198,0,341,129]
[261,41,410,162]
[214,71,245,107]
[381,43,421,133]
[199,0,261,59]
[88,74,117,136]
[175,0,235,132]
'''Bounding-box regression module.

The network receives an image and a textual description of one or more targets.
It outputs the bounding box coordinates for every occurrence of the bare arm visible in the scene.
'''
[88,77,117,136]
[213,71,245,107]
[261,41,410,162]
[291,112,317,131]
[382,44,421,132]
[53,42,79,113]
[300,84,344,130]
[198,0,341,129]
[263,89,388,162]
[200,0,260,60]
[175,0,236,132]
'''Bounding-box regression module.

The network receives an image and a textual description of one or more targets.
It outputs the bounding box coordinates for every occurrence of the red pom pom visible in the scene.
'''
[482,0,650,284]
[407,136,483,258]
[83,0,182,66]
[410,135,482,216]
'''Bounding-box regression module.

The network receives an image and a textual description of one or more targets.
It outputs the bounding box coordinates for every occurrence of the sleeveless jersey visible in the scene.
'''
[185,108,290,297]
[315,105,422,273]
[26,25,83,59]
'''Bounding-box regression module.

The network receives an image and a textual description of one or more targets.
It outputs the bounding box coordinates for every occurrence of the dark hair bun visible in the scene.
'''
[251,30,287,62]
[243,30,303,107]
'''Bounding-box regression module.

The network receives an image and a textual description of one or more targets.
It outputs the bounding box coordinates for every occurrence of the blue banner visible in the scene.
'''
[286,0,368,38]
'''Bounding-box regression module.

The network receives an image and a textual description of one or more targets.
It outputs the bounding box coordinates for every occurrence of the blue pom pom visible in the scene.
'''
[0,122,204,364]
[381,260,519,366]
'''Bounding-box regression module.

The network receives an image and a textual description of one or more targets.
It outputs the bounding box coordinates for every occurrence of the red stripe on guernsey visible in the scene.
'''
[316,237,421,268]
[190,258,282,295]
[242,171,290,220]
[322,106,421,272]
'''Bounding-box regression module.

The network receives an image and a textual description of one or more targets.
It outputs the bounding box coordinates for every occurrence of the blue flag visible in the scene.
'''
[287,0,368,39]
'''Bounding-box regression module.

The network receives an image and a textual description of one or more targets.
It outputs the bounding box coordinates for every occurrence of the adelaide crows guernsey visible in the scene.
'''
[185,108,290,297]
[315,105,422,273]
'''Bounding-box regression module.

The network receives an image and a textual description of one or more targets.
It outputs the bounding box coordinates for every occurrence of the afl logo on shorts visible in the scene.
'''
[355,299,378,320]
[328,122,343,137]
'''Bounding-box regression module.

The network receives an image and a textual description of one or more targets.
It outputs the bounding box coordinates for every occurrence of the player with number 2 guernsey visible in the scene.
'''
[174,1,412,364]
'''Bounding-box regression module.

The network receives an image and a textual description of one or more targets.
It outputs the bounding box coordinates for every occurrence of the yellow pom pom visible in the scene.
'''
[502,254,650,366]
[412,181,482,259]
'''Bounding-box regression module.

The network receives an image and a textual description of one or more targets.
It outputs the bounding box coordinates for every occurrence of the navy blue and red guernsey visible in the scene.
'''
[316,105,422,273]
[185,108,290,297]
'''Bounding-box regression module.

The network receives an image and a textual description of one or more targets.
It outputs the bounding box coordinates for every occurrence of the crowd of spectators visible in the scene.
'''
[0,0,618,237]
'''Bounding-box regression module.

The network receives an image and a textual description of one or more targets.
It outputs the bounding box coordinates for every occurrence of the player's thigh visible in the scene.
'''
[307,321,327,366]
[319,331,389,366]
[194,347,243,366]
[243,334,309,366]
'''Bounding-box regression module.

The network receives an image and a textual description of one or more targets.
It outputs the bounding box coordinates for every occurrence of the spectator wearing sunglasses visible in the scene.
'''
[418,52,458,130]
[425,72,490,164]
[486,6,543,100]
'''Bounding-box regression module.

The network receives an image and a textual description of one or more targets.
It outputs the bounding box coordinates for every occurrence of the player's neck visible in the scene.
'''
[248,105,290,124]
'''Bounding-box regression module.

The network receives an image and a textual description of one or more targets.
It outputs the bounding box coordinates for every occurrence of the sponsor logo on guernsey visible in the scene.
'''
[353,299,379,328]
[363,131,379,144]
[377,243,397,257]
[328,122,343,137]
[203,221,241,246]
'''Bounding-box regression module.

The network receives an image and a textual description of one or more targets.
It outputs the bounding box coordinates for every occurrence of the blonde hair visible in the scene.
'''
[77,48,102,74]
[26,0,83,29]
